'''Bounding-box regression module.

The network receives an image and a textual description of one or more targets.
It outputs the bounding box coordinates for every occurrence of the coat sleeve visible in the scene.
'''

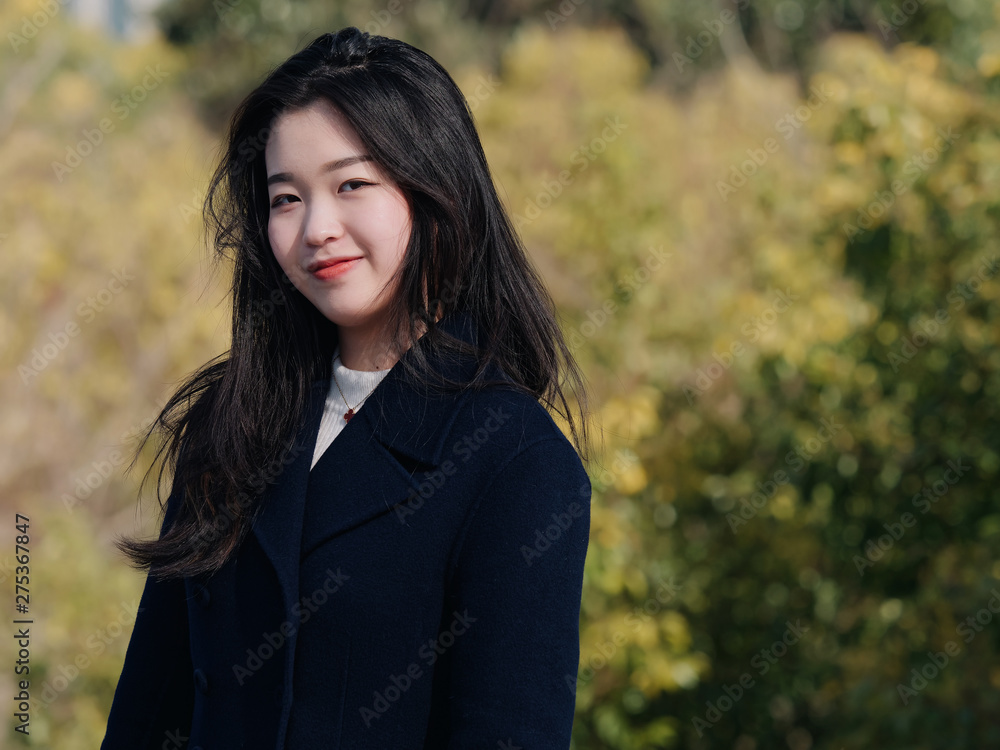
[100,487,195,750]
[436,435,592,749]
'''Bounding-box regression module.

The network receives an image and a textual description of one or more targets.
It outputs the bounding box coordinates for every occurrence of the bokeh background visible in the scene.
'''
[3,0,1000,747]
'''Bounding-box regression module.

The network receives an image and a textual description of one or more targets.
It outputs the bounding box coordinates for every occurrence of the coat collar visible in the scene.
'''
[248,308,503,616]
[356,308,493,467]
[283,306,496,472]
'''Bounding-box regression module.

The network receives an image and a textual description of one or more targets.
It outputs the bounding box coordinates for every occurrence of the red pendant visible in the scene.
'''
[344,408,355,422]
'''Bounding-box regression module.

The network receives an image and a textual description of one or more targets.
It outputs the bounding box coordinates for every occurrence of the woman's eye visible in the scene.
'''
[340,180,370,193]
[270,194,298,208]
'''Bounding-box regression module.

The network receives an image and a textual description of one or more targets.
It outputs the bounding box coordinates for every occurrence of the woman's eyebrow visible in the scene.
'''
[266,154,373,186]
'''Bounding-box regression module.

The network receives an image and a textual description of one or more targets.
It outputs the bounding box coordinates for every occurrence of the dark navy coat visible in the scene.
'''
[100,311,592,749]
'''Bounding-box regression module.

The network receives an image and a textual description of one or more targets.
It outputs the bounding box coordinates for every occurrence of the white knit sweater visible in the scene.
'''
[310,346,392,470]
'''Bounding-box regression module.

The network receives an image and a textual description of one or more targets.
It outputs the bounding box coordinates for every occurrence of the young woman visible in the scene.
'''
[102,25,595,750]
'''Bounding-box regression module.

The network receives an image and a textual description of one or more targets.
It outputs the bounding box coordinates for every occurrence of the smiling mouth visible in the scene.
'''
[309,257,362,280]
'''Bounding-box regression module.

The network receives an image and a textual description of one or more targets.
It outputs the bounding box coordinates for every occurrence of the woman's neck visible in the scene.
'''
[336,315,432,371]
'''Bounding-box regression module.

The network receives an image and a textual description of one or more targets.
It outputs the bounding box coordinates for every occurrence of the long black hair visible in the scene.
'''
[116,26,595,581]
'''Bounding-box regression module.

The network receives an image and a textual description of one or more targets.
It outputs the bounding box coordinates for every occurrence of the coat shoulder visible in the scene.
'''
[447,383,585,474]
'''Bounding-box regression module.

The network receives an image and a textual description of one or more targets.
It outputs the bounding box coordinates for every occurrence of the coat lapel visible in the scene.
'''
[250,310,491,621]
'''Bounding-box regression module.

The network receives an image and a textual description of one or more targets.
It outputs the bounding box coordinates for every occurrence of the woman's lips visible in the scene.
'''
[311,258,361,280]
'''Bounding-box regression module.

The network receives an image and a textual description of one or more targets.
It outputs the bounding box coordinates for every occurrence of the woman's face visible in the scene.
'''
[264,99,412,340]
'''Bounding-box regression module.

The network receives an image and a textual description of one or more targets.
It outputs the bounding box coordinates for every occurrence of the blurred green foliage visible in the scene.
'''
[4,0,1000,747]
[152,0,1000,127]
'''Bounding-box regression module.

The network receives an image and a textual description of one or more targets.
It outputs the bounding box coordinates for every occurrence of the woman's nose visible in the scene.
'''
[303,203,345,246]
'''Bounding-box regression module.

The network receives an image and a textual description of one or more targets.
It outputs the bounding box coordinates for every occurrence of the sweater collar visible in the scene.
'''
[305,309,508,467]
